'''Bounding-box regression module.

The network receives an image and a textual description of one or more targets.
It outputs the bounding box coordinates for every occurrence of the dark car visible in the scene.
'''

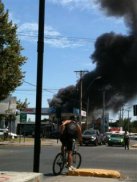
[107,133,124,146]
[103,132,112,144]
[82,129,102,146]
[49,130,60,139]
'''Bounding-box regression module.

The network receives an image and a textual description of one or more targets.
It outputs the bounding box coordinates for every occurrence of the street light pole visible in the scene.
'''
[74,70,88,125]
[127,109,130,132]
[101,85,112,133]
[79,78,82,125]
[86,76,102,129]
[102,89,105,133]
[125,106,131,132]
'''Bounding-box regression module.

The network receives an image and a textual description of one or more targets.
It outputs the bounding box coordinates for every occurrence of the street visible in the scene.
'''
[0,142,137,181]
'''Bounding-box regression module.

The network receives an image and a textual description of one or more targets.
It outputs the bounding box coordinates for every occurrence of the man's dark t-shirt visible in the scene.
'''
[60,120,78,151]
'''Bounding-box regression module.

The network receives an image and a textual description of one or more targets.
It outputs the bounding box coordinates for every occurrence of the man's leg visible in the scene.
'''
[127,140,129,150]
[60,136,65,154]
[61,144,65,154]
[66,139,74,168]
[67,150,72,167]
[124,141,126,150]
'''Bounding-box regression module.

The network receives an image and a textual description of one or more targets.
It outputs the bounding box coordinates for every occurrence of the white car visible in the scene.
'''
[8,132,18,139]
[0,128,8,137]
[129,133,137,140]
[0,129,18,139]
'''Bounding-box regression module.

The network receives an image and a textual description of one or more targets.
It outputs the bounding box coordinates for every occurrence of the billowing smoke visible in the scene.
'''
[49,85,79,112]
[50,0,137,115]
[95,0,137,35]
[82,33,137,112]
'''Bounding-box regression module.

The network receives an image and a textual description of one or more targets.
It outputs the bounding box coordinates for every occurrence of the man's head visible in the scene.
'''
[62,115,75,120]
[70,116,75,120]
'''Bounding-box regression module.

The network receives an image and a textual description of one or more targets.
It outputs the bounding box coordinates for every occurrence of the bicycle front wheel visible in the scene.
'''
[72,152,81,169]
[52,153,64,175]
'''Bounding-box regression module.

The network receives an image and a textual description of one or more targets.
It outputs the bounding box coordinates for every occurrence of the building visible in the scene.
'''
[0,95,17,133]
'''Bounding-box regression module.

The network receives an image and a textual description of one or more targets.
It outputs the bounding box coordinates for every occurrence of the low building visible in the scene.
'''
[0,95,17,133]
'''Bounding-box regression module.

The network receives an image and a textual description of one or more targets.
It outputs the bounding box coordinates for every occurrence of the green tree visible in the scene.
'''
[130,120,137,133]
[16,98,30,111]
[0,1,27,100]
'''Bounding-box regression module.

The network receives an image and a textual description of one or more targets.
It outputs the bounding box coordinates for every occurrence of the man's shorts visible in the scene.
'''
[60,135,73,151]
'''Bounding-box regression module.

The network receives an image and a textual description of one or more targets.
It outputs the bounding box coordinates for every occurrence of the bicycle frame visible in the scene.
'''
[52,139,81,175]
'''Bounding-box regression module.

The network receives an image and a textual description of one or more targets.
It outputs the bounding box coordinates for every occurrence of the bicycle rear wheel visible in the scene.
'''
[52,153,64,175]
[72,152,81,168]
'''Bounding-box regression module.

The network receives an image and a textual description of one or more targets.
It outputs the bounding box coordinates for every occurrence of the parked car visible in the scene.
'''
[49,130,60,139]
[0,129,17,139]
[104,132,112,144]
[107,133,124,146]
[8,132,18,139]
[0,129,4,138]
[82,129,102,146]
[129,133,137,140]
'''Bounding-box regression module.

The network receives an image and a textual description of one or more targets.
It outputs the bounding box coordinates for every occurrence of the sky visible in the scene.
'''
[3,0,137,121]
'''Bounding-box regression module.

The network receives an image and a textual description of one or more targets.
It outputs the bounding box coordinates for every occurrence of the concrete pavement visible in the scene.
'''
[0,138,137,182]
[0,171,123,182]
[44,175,123,182]
[0,171,44,182]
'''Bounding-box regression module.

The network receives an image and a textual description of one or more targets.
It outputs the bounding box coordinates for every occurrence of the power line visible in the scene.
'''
[16,88,58,91]
[15,89,58,93]
[23,80,36,87]
[21,80,59,93]
[17,32,96,42]
[0,29,96,42]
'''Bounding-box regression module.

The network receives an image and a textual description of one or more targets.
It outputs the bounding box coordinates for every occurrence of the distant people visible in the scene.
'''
[3,127,9,140]
[124,130,130,150]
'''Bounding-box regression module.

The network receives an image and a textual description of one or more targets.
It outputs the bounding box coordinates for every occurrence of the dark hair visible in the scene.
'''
[70,116,75,120]
[61,115,77,121]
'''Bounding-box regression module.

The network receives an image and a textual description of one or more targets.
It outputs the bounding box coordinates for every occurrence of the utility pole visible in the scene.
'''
[102,89,105,133]
[74,70,88,125]
[33,0,45,173]
[86,76,102,129]
[125,106,131,132]
[127,109,130,132]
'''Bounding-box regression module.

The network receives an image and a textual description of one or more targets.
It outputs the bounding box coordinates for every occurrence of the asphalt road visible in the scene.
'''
[0,142,137,181]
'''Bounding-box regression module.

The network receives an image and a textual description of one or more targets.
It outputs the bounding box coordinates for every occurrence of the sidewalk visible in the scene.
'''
[43,175,124,182]
[0,171,44,182]
[0,138,61,146]
[0,171,123,182]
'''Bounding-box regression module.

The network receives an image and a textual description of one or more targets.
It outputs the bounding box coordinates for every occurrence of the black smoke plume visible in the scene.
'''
[96,0,137,35]
[50,0,137,114]
[49,85,79,112]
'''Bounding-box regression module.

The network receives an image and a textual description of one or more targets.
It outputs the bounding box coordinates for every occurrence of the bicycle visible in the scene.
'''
[52,139,82,175]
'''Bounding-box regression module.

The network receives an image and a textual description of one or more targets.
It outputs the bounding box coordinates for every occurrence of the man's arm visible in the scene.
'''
[62,120,72,126]
[59,120,72,134]
[76,124,82,145]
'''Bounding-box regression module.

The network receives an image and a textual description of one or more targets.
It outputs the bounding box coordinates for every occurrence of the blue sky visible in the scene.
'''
[3,0,136,120]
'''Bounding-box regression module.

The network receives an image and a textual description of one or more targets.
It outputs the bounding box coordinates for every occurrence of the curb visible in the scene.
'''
[0,171,43,182]
[0,139,137,148]
[131,144,137,148]
[67,168,121,178]
[0,139,61,146]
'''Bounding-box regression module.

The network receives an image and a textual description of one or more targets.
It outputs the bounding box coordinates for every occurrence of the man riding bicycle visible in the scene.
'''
[59,116,82,170]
